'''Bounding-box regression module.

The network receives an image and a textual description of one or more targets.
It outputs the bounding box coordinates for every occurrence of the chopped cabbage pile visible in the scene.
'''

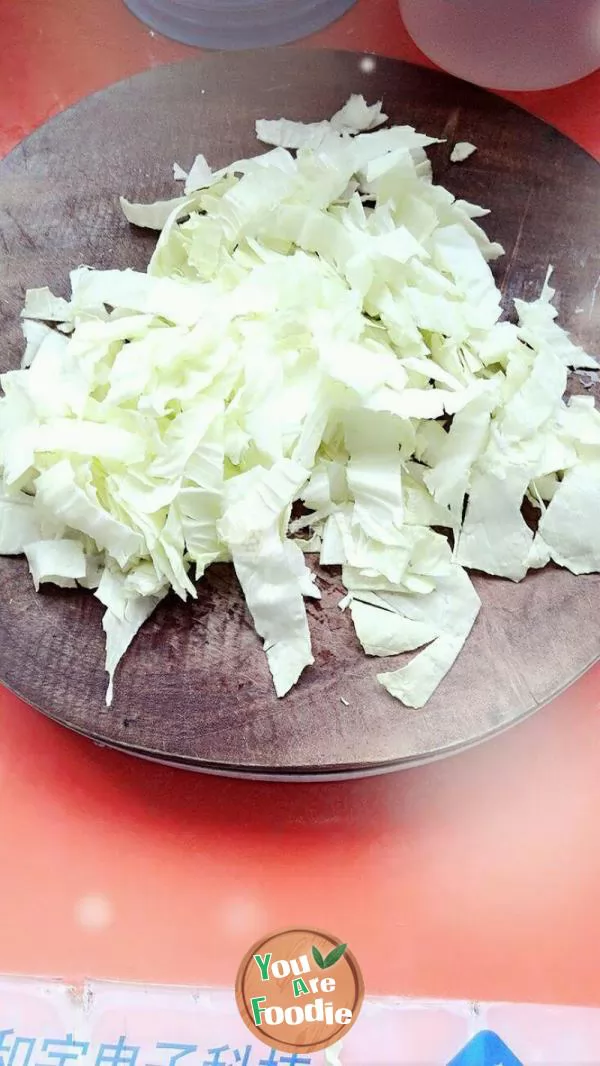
[1,95,598,708]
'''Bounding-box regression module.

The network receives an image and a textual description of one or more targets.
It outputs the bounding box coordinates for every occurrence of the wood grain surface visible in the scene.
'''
[0,51,598,777]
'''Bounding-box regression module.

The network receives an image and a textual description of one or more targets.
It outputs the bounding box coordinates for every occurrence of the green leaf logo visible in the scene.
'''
[312,945,326,969]
[312,942,348,969]
[323,942,348,968]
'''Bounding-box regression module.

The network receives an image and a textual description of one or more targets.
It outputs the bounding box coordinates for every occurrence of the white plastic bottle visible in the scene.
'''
[399,0,600,90]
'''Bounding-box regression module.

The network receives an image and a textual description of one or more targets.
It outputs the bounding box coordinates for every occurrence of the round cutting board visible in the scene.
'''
[0,51,599,778]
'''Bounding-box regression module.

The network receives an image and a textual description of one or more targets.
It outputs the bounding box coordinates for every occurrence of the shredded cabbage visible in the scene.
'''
[1,96,598,708]
[450,142,477,163]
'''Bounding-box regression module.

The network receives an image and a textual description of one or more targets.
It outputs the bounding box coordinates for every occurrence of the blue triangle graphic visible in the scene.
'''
[446,1030,524,1066]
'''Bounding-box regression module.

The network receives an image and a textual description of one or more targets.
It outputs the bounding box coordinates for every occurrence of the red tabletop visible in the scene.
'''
[1,0,600,1007]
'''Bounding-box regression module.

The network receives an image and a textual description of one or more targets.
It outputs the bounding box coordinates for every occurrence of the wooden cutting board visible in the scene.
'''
[0,50,598,779]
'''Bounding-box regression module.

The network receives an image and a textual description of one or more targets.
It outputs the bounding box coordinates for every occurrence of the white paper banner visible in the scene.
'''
[2,976,600,1065]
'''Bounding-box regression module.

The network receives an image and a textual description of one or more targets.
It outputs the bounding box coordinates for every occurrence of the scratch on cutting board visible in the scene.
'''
[441,106,461,146]
[4,208,36,250]
[501,186,534,297]
[589,273,600,319]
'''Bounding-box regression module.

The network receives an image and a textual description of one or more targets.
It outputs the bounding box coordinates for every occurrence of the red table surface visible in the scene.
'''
[1,0,600,1006]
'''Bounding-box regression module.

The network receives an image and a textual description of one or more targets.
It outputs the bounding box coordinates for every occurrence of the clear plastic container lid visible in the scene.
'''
[123,0,359,49]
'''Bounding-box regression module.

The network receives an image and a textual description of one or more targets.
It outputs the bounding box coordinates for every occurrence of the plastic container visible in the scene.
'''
[399,0,600,90]
[123,0,358,49]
